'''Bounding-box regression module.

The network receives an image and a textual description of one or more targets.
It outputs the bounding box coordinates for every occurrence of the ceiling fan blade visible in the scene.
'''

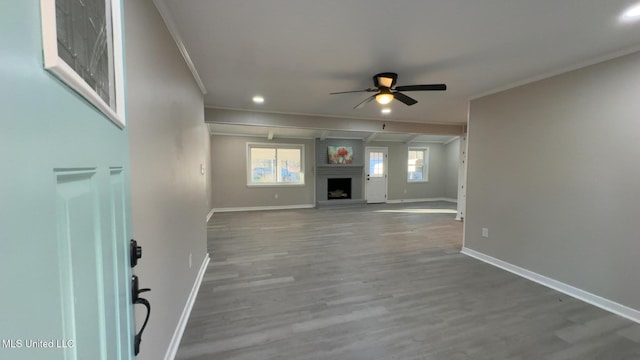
[393,92,418,106]
[394,84,447,92]
[354,95,376,109]
[330,88,377,95]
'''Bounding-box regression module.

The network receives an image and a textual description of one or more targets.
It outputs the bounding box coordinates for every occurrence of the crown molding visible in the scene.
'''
[152,0,208,95]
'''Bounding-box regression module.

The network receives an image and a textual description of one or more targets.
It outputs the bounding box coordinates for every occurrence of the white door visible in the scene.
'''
[365,147,388,203]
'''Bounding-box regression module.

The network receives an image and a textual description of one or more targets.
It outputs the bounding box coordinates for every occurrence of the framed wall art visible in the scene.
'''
[327,146,353,164]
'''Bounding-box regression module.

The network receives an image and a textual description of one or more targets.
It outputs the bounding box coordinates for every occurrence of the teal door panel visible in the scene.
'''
[0,1,133,359]
[55,169,106,359]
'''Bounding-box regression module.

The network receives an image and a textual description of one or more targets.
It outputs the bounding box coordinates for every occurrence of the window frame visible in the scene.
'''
[246,143,305,187]
[407,147,429,183]
[40,0,126,128]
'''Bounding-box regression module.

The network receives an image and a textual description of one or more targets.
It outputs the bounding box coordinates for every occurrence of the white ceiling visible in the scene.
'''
[159,0,640,126]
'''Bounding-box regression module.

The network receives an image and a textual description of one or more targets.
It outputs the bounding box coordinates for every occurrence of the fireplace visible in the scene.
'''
[327,178,352,200]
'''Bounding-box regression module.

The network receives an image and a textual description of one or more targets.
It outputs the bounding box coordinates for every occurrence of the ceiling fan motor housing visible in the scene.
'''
[373,72,398,88]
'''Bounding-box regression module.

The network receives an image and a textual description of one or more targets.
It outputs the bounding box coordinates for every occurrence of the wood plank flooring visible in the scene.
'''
[176,202,640,359]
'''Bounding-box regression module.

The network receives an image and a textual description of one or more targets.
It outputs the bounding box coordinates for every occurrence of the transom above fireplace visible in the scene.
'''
[327,178,352,200]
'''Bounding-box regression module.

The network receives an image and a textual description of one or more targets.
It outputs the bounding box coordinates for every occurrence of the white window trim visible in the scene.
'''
[407,147,429,183]
[246,142,305,187]
[40,0,126,128]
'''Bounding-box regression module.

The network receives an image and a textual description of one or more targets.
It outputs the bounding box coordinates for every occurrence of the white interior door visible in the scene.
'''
[365,147,388,203]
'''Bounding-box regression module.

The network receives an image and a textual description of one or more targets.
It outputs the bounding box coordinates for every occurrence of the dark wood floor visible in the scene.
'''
[176,202,640,360]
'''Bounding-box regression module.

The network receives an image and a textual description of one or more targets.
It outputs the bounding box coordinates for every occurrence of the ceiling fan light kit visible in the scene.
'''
[330,72,446,109]
[376,91,393,105]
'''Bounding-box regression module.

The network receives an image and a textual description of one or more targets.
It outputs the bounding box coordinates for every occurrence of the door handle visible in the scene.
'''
[130,238,150,356]
[134,297,150,356]
[131,275,151,356]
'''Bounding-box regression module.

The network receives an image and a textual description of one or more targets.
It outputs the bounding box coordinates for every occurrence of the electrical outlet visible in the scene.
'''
[482,228,489,238]
[189,253,192,269]
[274,193,279,199]
[200,164,205,175]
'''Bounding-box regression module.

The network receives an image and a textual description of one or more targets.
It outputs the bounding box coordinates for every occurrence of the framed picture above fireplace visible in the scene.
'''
[327,146,353,164]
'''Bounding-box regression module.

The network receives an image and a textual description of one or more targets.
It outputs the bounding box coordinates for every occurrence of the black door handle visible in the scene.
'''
[131,275,151,356]
[134,297,150,356]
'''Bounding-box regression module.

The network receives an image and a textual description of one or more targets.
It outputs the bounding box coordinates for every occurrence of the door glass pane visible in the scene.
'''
[250,148,276,183]
[56,0,115,107]
[369,151,384,177]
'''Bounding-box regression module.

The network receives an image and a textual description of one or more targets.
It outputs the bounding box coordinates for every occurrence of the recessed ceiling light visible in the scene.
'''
[252,96,264,104]
[381,108,391,114]
[620,3,640,22]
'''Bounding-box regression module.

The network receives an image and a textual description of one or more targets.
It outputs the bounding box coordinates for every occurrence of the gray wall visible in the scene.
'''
[210,135,316,209]
[209,135,460,209]
[369,141,450,201]
[444,138,460,199]
[125,1,209,359]
[465,51,640,310]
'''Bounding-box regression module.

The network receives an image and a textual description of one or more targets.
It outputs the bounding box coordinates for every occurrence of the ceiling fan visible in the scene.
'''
[330,72,446,109]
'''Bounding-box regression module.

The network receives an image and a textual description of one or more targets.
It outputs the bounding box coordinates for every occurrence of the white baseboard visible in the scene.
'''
[164,253,211,360]
[206,208,214,222]
[386,197,458,204]
[461,247,640,324]
[213,204,315,213]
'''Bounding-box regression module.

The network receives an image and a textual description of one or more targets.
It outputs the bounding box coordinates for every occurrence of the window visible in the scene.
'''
[407,147,429,182]
[247,143,304,186]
